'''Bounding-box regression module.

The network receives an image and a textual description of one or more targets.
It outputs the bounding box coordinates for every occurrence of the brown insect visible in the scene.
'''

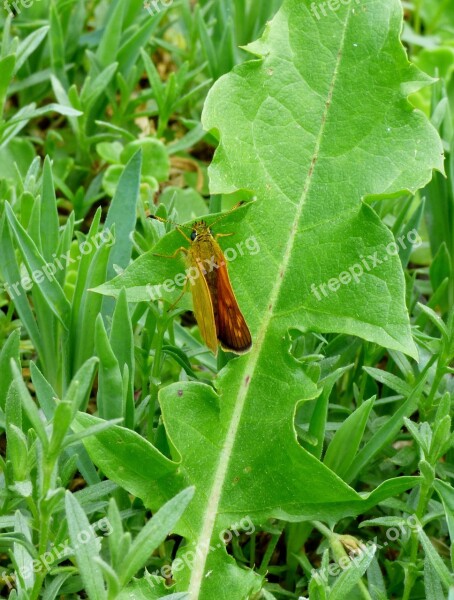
[152,211,252,356]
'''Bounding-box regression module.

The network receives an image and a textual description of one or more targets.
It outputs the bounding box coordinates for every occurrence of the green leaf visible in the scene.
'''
[0,328,20,412]
[72,412,182,510]
[0,213,44,362]
[95,557,121,598]
[50,75,81,138]
[159,187,208,222]
[396,199,425,268]
[13,511,34,593]
[117,576,187,600]
[41,573,73,600]
[106,498,123,571]
[117,14,163,75]
[345,360,433,482]
[54,480,118,513]
[96,0,126,67]
[81,62,119,111]
[72,222,114,371]
[15,25,49,74]
[118,487,195,587]
[49,401,73,456]
[95,314,124,421]
[329,545,376,600]
[196,8,218,79]
[63,357,98,417]
[1,103,82,134]
[417,302,449,339]
[430,415,452,461]
[81,381,420,596]
[40,156,60,263]
[140,49,166,118]
[167,124,206,156]
[121,138,169,182]
[4,202,71,328]
[7,423,28,482]
[434,480,454,570]
[0,138,35,184]
[323,397,375,479]
[104,149,142,282]
[404,418,431,456]
[109,288,134,427]
[0,54,15,117]
[363,367,413,396]
[418,524,454,589]
[424,555,445,600]
[49,2,68,87]
[64,417,123,448]
[30,361,58,420]
[307,364,352,459]
[430,242,452,308]
[11,361,48,448]
[65,491,106,600]
[367,556,387,599]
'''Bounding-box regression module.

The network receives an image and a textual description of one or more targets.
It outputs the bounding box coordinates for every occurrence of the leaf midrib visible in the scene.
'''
[188,9,353,597]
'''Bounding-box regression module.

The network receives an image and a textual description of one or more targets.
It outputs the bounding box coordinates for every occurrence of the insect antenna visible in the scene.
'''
[148,213,192,231]
[207,201,248,228]
[147,198,250,231]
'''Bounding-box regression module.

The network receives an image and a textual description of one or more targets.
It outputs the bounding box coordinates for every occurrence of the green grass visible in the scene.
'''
[0,0,453,599]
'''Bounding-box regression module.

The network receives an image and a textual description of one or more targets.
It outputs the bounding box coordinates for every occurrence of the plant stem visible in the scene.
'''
[312,521,372,600]
[258,526,284,575]
[148,314,167,442]
[401,481,432,600]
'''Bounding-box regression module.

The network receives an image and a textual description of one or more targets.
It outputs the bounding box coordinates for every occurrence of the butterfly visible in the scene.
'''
[151,208,252,356]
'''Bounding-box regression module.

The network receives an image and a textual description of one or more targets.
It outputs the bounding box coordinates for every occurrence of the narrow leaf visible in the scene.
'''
[65,491,106,600]
[118,487,195,586]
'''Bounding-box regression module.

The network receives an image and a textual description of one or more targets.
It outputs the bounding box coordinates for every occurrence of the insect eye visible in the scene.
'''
[191,231,197,241]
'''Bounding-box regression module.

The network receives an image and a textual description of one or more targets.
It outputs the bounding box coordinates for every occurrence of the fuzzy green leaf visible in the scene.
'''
[65,491,106,600]
[118,487,195,587]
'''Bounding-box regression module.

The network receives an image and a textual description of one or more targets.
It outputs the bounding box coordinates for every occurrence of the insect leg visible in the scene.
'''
[177,228,192,243]
[167,277,189,312]
[153,246,188,259]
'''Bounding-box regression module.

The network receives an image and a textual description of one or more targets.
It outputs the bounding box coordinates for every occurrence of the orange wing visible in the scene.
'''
[190,259,218,354]
[215,262,252,354]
